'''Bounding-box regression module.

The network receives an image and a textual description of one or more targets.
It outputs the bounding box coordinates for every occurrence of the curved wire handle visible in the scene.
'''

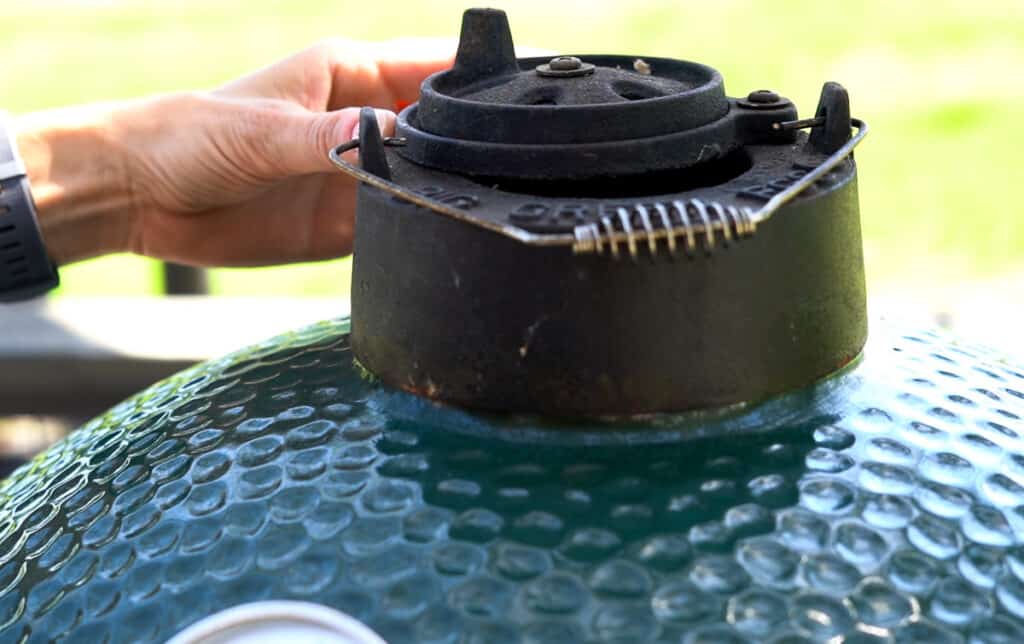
[329,137,555,246]
[328,119,868,257]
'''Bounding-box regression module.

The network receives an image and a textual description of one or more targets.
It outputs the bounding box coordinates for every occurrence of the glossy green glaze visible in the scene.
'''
[1,319,1023,643]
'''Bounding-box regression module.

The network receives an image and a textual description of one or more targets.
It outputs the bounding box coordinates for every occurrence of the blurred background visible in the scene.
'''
[0,0,1022,463]
[2,0,1022,301]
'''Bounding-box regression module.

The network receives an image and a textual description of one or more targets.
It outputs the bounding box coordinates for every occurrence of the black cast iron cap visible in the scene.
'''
[395,8,807,182]
[342,8,870,417]
[421,10,727,143]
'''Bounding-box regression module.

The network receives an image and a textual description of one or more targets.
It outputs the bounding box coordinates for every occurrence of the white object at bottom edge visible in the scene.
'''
[165,600,387,644]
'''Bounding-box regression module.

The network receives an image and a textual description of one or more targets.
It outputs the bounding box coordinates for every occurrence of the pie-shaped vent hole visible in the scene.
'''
[613,80,666,101]
[518,87,562,105]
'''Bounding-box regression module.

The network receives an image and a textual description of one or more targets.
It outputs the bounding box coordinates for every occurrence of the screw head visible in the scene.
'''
[536,56,595,78]
[747,89,780,104]
[549,56,583,71]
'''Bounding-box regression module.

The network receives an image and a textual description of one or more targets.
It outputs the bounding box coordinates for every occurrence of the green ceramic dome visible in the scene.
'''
[1,319,1023,643]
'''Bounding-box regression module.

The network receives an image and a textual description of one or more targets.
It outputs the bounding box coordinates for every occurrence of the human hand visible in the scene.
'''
[18,39,454,266]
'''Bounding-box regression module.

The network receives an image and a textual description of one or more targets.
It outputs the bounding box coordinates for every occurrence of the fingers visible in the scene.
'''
[219,38,455,114]
[328,39,562,111]
[363,38,457,107]
[261,106,396,177]
[220,37,546,116]
[216,47,319,105]
[322,38,455,111]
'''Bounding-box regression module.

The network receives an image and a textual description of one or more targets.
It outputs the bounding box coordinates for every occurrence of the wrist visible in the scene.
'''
[15,103,139,265]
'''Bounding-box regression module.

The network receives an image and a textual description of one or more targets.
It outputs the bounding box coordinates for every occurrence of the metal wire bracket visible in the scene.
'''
[329,119,868,258]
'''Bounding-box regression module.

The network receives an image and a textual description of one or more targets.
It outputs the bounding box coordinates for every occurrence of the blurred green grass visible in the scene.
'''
[1,0,1021,296]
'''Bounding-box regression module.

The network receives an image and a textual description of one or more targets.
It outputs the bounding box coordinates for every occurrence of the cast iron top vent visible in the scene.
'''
[331,8,870,418]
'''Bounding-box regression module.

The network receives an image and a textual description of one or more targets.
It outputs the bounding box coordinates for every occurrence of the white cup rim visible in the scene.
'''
[164,600,387,644]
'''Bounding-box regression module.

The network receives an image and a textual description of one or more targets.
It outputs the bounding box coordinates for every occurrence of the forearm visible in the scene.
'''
[15,104,138,265]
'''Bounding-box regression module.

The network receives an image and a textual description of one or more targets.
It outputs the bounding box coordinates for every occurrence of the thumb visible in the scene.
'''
[268,106,396,176]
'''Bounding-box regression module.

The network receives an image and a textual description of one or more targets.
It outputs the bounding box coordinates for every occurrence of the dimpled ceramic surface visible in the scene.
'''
[2,320,1024,643]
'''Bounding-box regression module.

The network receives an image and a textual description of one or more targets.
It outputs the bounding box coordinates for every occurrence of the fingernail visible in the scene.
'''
[350,109,395,144]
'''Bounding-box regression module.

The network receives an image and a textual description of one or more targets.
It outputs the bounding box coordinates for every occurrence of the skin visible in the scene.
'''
[15,38,455,267]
